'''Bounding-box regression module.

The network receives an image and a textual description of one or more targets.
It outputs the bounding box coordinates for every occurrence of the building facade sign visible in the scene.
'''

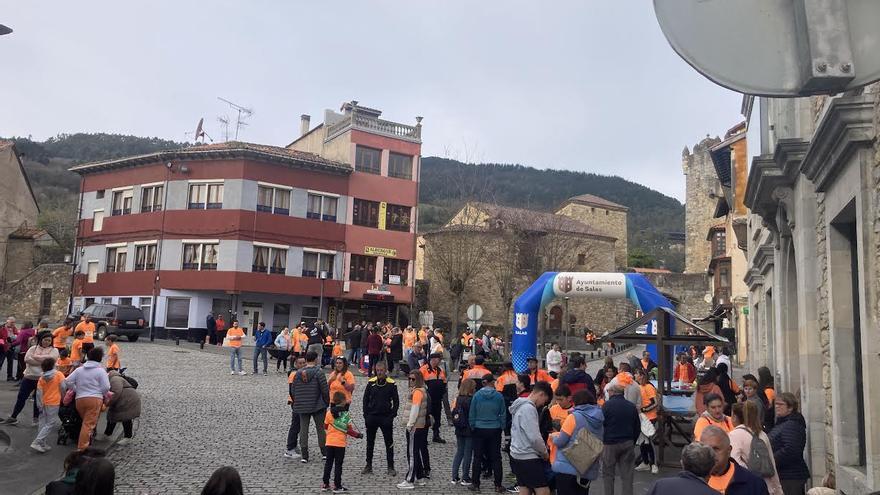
[364,246,396,257]
[552,272,627,298]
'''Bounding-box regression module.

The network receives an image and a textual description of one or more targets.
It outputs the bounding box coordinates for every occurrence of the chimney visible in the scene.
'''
[300,114,311,137]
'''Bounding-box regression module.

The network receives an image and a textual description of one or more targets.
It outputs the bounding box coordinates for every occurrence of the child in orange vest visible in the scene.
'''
[32,357,65,452]
[104,335,121,370]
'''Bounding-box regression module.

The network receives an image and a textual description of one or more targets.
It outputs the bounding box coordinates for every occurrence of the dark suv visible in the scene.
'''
[72,304,147,342]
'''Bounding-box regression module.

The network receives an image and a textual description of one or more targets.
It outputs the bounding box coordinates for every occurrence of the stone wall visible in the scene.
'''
[0,263,71,323]
[555,202,628,268]
[3,238,36,284]
[682,137,722,273]
[642,272,713,321]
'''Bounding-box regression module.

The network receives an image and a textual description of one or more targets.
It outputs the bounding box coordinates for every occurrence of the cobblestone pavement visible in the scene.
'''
[108,342,673,495]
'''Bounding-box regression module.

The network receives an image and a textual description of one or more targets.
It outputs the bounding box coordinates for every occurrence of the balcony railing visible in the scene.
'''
[325,112,421,143]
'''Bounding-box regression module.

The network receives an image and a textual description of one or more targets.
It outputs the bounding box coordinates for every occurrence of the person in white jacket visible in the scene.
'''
[729,401,783,495]
[545,343,562,377]
[509,381,554,495]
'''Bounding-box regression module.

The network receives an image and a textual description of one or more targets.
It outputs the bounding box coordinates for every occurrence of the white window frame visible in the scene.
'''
[134,243,158,271]
[86,260,99,283]
[256,182,292,215]
[252,243,288,275]
[106,245,128,273]
[111,188,133,216]
[181,242,219,271]
[306,192,339,222]
[302,249,336,279]
[188,182,224,210]
[140,183,164,213]
[93,209,105,232]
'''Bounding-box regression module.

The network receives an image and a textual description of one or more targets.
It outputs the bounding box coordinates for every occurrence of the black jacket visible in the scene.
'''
[561,369,596,397]
[389,334,403,361]
[362,376,399,419]
[359,327,371,348]
[768,412,810,481]
[646,471,718,495]
[344,326,361,347]
[290,365,330,413]
[721,460,770,495]
[601,394,640,444]
[307,325,326,346]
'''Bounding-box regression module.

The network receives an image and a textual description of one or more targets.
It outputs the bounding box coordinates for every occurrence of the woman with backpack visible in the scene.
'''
[451,379,476,486]
[730,401,783,495]
[550,389,604,494]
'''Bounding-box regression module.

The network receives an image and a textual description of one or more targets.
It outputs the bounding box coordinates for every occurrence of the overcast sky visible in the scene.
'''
[1,1,744,201]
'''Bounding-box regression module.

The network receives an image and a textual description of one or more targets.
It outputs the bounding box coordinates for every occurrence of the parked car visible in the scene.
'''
[70,304,147,342]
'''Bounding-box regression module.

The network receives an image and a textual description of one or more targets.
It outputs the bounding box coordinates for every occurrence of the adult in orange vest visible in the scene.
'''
[526,357,553,385]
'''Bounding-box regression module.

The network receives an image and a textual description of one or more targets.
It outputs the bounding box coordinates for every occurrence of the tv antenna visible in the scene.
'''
[217,97,253,141]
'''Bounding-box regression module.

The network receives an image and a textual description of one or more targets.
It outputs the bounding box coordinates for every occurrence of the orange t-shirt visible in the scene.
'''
[694,414,734,441]
[71,340,84,362]
[494,370,517,391]
[38,371,66,407]
[708,461,737,494]
[76,322,96,343]
[52,326,71,349]
[403,331,416,350]
[640,383,658,421]
[528,369,553,385]
[329,370,355,403]
[324,410,348,447]
[226,327,244,348]
[56,357,72,376]
[549,404,570,431]
[106,343,120,369]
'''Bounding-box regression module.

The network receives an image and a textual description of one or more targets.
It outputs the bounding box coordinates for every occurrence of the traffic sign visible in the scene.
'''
[467,304,483,321]
[654,0,880,96]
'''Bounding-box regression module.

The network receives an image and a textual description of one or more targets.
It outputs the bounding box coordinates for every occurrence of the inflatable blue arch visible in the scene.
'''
[511,272,672,372]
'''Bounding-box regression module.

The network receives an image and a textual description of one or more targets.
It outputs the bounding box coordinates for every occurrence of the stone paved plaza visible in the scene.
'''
[107,342,670,494]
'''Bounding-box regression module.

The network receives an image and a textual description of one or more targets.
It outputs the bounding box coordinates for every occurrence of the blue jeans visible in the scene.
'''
[230,347,242,371]
[253,347,268,373]
[452,434,473,481]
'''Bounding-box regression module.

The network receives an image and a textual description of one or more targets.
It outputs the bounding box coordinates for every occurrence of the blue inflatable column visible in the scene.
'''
[511,272,556,372]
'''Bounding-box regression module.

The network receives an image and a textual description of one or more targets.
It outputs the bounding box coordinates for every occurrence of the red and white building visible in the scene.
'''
[71,102,421,338]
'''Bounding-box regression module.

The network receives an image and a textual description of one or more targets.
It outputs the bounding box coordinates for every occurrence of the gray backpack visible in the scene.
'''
[745,428,775,478]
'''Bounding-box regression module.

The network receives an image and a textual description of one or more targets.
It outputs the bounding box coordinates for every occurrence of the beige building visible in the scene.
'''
[554,194,628,268]
[0,141,40,287]
[743,89,880,493]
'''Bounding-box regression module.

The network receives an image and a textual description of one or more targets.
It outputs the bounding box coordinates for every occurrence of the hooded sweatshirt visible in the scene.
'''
[552,403,605,479]
[509,397,547,460]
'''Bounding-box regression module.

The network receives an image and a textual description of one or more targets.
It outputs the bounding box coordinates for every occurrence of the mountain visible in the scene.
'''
[418,157,685,271]
[5,133,685,271]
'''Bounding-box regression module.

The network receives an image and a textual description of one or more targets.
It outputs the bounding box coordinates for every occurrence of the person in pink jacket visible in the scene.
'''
[729,401,783,495]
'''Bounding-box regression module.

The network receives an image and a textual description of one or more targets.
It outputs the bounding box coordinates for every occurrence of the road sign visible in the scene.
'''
[654,0,880,96]
[467,304,483,321]
[467,321,483,331]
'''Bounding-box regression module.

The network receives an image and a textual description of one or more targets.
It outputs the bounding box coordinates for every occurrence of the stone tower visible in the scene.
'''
[682,136,722,274]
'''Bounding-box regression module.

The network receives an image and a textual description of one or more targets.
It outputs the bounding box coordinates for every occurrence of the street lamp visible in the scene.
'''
[318,270,328,320]
[0,25,12,36]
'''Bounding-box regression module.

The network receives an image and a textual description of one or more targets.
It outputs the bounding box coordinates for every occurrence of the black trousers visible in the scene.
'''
[104,420,133,438]
[3,349,16,379]
[640,441,655,465]
[405,428,429,482]
[323,445,346,488]
[286,404,301,450]
[365,416,394,468]
[368,354,380,377]
[276,351,290,370]
[556,473,590,495]
[471,427,502,489]
[427,388,444,438]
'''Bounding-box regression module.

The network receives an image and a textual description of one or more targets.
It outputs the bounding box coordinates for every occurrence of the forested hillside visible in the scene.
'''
[5,133,685,271]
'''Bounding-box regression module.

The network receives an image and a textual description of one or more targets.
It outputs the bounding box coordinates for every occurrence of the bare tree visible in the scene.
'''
[484,221,522,341]
[533,214,590,273]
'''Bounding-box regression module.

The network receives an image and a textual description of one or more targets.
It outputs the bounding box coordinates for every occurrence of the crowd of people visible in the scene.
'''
[0,314,141,490]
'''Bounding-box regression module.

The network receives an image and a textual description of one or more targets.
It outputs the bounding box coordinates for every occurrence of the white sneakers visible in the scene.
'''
[230,371,236,375]
[283,449,301,459]
[651,465,659,474]
[30,442,48,453]
[635,463,650,472]
[237,371,247,375]
[396,481,415,490]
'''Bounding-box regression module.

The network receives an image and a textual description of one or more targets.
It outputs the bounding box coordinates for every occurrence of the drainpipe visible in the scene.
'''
[67,175,85,315]
[149,165,172,341]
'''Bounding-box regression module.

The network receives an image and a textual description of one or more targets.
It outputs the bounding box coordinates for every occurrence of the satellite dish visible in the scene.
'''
[193,117,212,144]
[654,0,880,96]
[0,24,12,36]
